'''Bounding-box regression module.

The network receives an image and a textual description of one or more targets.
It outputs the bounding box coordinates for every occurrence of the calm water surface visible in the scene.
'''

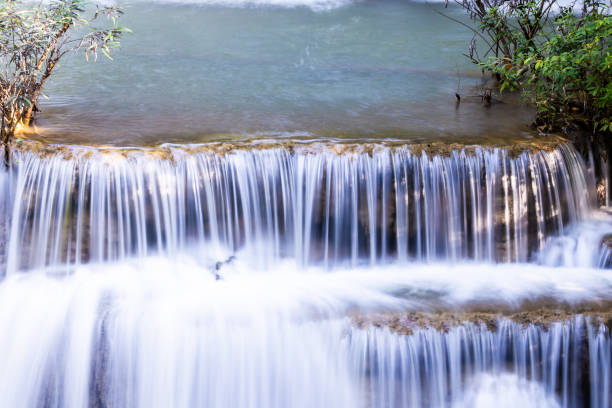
[37,0,535,145]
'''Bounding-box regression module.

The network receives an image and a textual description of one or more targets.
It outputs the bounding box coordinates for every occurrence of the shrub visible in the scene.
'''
[451,0,558,63]
[0,0,129,164]
[454,0,611,133]
[486,1,611,132]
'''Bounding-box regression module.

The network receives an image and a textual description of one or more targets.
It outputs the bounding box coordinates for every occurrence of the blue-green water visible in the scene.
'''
[38,0,534,144]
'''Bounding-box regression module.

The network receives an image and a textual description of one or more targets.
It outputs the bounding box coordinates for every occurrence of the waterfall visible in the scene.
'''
[0,142,592,274]
[0,259,608,408]
[536,216,612,268]
[599,243,612,268]
[350,317,611,408]
[0,140,610,408]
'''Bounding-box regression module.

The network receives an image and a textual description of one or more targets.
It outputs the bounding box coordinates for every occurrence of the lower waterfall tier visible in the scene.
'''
[0,140,596,273]
[0,258,609,408]
[352,318,611,408]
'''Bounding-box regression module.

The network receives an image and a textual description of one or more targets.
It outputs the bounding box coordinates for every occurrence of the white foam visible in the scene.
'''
[453,374,561,408]
[105,0,359,11]
[9,255,612,314]
[315,261,612,307]
[109,0,580,10]
[0,257,608,407]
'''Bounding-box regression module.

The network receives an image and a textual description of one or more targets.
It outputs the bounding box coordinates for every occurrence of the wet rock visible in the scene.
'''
[354,302,612,335]
[12,132,570,159]
[213,255,236,280]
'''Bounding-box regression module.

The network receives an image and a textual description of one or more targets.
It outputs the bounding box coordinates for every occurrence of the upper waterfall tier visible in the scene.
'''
[0,139,593,273]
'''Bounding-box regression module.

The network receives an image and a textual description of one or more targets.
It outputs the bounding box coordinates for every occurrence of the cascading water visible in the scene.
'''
[2,0,608,404]
[350,316,611,408]
[0,142,592,273]
[0,256,610,408]
[0,140,610,408]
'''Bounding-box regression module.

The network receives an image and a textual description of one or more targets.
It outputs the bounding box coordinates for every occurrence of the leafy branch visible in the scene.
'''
[0,0,130,165]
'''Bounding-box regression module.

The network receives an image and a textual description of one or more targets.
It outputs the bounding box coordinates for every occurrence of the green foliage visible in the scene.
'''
[453,0,558,63]
[478,1,611,132]
[0,0,129,154]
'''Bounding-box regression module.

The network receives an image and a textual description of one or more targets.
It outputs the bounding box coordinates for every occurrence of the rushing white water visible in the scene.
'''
[139,0,356,10]
[2,0,607,404]
[0,257,609,408]
[0,140,610,407]
[88,0,581,10]
[351,317,611,408]
[0,142,593,273]
[58,0,357,9]
[452,374,563,408]
[537,213,612,268]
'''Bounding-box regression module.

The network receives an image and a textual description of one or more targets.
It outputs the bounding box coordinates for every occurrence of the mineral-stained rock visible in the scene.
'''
[353,302,612,335]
